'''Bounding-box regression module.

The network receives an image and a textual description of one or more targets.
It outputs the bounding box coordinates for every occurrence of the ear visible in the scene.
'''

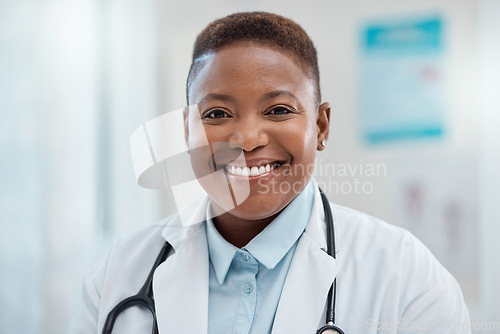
[316,102,331,151]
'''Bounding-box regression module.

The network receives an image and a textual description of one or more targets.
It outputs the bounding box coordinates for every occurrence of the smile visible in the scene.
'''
[224,162,282,177]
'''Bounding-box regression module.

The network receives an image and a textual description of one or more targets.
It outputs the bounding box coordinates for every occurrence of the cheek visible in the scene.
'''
[187,110,211,149]
[283,118,318,156]
[186,112,213,178]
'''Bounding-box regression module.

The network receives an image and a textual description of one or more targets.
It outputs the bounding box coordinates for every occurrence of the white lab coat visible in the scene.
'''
[69,182,470,333]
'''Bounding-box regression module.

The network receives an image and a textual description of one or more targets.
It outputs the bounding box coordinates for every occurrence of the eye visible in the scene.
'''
[204,109,230,119]
[267,106,294,115]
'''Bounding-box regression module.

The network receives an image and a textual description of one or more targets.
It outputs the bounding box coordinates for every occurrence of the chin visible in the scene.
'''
[228,192,290,220]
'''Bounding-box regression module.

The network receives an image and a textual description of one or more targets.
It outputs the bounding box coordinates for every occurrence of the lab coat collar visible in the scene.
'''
[154,219,209,333]
[154,193,210,333]
[159,192,209,250]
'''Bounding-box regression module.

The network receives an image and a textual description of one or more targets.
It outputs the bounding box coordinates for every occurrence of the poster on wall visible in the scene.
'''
[359,15,446,145]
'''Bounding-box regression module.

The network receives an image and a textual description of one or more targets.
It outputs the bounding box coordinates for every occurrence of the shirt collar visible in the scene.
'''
[206,216,238,285]
[206,179,315,285]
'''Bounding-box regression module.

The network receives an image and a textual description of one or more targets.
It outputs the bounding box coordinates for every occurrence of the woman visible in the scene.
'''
[70,12,470,334]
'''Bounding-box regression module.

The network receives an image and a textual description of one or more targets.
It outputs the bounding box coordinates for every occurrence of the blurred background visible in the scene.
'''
[1,0,499,333]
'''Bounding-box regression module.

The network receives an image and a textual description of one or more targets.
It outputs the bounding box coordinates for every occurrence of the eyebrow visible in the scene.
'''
[260,90,300,103]
[197,90,300,107]
[197,93,235,106]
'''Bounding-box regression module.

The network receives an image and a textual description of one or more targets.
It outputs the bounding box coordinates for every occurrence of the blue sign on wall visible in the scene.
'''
[359,16,445,145]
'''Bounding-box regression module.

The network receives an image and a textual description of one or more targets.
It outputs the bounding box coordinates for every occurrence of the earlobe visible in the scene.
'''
[316,102,331,151]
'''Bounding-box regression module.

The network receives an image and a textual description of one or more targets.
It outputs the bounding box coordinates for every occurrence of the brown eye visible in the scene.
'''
[267,106,293,115]
[205,109,230,118]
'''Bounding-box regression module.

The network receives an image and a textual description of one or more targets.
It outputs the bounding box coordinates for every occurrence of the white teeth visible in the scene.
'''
[225,162,279,176]
[250,166,259,176]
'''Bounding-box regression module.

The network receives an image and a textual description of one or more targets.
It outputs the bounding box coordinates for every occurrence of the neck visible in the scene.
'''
[211,209,279,248]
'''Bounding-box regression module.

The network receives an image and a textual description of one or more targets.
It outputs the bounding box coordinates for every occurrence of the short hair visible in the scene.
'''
[186,11,321,105]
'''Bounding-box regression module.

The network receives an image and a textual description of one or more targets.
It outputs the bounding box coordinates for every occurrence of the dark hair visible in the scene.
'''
[186,11,321,105]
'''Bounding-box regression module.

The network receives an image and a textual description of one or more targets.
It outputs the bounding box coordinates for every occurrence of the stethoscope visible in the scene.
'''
[102,187,345,334]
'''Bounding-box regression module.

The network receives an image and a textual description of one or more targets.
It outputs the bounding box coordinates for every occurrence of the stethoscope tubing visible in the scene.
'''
[316,189,344,334]
[319,188,337,325]
[102,242,171,334]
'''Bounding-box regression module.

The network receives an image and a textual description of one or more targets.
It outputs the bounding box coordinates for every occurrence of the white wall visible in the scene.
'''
[0,2,46,331]
[0,0,161,333]
[0,0,100,332]
[478,0,500,324]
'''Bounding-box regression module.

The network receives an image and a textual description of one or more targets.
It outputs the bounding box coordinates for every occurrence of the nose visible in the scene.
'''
[228,120,269,151]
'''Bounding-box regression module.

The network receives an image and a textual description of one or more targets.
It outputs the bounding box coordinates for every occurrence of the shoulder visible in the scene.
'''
[93,219,171,296]
[331,203,428,252]
[106,221,168,271]
[98,210,207,283]
[330,203,470,329]
[111,221,167,250]
[330,203,455,295]
[331,203,418,256]
[91,213,184,289]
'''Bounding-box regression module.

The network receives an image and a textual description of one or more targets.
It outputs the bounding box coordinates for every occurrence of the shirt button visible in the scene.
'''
[244,283,253,293]
[242,253,250,261]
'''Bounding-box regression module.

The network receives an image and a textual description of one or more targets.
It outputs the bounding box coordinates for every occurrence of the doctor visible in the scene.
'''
[70,12,470,334]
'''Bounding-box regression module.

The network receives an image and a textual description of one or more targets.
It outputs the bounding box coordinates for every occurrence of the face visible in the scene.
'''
[186,42,330,222]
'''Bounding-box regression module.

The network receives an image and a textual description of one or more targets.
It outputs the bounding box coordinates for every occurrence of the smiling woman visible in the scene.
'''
[186,42,330,247]
[70,11,471,334]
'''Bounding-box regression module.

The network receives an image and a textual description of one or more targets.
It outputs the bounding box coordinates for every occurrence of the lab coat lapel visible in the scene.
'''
[272,182,342,334]
[152,195,210,334]
[153,226,209,333]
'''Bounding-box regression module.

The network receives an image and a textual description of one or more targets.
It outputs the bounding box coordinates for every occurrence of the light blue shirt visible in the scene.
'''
[206,180,315,334]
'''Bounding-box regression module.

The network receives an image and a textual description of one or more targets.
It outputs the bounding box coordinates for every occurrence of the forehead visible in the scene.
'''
[188,43,316,105]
